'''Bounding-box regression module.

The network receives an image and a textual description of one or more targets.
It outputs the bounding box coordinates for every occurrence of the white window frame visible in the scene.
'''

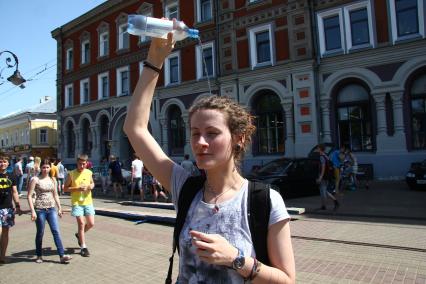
[81,40,90,64]
[139,11,152,43]
[196,41,215,79]
[66,47,73,70]
[116,66,130,96]
[389,0,425,44]
[97,72,109,100]
[118,23,129,50]
[65,84,73,108]
[99,31,109,57]
[249,23,274,69]
[165,51,180,86]
[317,8,344,57]
[197,0,212,23]
[343,1,374,50]
[165,2,179,20]
[39,129,48,144]
[80,78,90,105]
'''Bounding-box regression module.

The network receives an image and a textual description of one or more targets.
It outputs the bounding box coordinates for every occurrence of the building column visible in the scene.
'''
[159,118,169,155]
[320,98,332,142]
[90,124,100,162]
[62,129,69,158]
[182,113,191,157]
[73,127,80,156]
[374,92,407,152]
[282,99,295,157]
[389,91,407,151]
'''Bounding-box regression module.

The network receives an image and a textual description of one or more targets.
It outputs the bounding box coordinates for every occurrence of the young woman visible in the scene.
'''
[124,31,295,283]
[27,159,72,264]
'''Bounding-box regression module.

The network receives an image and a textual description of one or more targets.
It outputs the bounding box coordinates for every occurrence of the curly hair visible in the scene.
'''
[188,96,256,169]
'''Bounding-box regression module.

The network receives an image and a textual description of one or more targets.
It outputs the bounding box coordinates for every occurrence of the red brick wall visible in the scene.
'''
[374,0,389,43]
[275,29,290,61]
[181,45,196,82]
[237,39,249,69]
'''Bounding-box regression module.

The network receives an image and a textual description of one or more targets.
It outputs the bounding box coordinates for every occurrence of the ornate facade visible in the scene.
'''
[52,0,426,178]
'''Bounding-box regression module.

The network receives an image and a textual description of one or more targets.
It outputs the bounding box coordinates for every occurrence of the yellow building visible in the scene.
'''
[0,97,57,161]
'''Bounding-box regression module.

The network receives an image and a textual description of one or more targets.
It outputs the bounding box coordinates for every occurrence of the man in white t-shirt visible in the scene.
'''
[130,153,143,201]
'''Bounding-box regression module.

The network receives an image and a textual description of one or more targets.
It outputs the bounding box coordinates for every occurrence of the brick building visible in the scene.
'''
[51,0,426,178]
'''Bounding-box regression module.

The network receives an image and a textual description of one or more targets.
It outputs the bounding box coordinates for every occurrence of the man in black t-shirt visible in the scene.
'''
[108,155,123,200]
[0,155,22,264]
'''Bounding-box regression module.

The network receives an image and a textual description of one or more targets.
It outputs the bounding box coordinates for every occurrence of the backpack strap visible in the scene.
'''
[248,181,271,266]
[166,175,205,284]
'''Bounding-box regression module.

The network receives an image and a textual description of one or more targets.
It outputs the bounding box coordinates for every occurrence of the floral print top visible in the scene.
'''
[34,177,56,209]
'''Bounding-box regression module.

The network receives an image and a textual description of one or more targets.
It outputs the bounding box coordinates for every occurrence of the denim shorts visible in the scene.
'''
[0,208,15,227]
[71,204,96,217]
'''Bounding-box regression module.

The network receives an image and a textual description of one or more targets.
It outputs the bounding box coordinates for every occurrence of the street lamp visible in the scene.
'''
[0,50,26,88]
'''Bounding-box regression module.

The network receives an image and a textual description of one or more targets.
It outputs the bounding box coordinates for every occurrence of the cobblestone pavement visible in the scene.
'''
[1,181,425,284]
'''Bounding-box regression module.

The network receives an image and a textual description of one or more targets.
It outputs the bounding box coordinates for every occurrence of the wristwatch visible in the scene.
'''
[231,249,245,270]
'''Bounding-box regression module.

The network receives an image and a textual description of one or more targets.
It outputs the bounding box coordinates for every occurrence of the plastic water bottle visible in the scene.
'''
[127,15,199,41]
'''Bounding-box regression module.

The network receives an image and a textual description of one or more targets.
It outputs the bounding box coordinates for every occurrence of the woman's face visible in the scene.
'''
[190,109,234,170]
[41,164,50,176]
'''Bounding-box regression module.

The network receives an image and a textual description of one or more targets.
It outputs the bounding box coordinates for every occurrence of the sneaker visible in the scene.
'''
[60,255,72,263]
[81,248,90,257]
[35,257,43,264]
[333,200,340,211]
[75,233,81,247]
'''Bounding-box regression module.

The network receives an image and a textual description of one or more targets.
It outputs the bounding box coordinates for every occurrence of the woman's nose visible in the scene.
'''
[194,135,208,147]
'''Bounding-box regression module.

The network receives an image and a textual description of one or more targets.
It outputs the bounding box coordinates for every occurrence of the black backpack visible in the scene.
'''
[165,176,271,284]
[320,154,334,180]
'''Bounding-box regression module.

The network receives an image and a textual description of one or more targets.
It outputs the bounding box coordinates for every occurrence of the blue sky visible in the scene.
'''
[0,0,106,118]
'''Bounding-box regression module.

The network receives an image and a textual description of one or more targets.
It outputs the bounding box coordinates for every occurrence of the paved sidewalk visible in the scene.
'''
[1,181,425,283]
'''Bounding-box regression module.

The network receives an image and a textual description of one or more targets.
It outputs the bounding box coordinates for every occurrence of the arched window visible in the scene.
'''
[336,84,372,151]
[411,73,426,149]
[168,105,185,155]
[253,91,285,155]
[66,122,75,158]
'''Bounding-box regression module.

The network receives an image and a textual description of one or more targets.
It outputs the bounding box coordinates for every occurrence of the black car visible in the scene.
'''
[246,157,320,199]
[406,159,426,190]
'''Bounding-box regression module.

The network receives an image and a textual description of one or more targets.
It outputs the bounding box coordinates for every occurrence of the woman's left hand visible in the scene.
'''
[190,230,238,267]
[58,208,63,217]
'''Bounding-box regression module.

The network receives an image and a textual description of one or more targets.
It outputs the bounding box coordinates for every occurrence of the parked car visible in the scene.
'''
[246,157,320,199]
[406,159,426,190]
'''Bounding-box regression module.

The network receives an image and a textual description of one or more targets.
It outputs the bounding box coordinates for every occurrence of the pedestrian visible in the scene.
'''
[0,155,22,264]
[330,145,345,194]
[316,144,339,211]
[57,158,65,195]
[13,156,24,197]
[130,153,143,201]
[180,154,197,176]
[27,159,72,264]
[99,157,110,194]
[123,33,295,283]
[151,176,168,202]
[25,156,35,189]
[108,155,123,200]
[63,154,95,258]
[49,157,59,186]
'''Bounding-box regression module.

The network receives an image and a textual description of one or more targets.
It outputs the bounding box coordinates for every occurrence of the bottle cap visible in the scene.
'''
[187,28,199,39]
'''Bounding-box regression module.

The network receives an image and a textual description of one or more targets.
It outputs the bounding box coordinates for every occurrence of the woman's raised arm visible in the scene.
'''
[124,33,176,192]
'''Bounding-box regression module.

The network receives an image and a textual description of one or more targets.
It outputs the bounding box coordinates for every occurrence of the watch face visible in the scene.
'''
[233,256,245,270]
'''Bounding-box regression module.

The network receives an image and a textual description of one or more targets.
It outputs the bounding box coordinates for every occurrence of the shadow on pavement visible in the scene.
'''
[9,247,79,264]
[285,180,426,225]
